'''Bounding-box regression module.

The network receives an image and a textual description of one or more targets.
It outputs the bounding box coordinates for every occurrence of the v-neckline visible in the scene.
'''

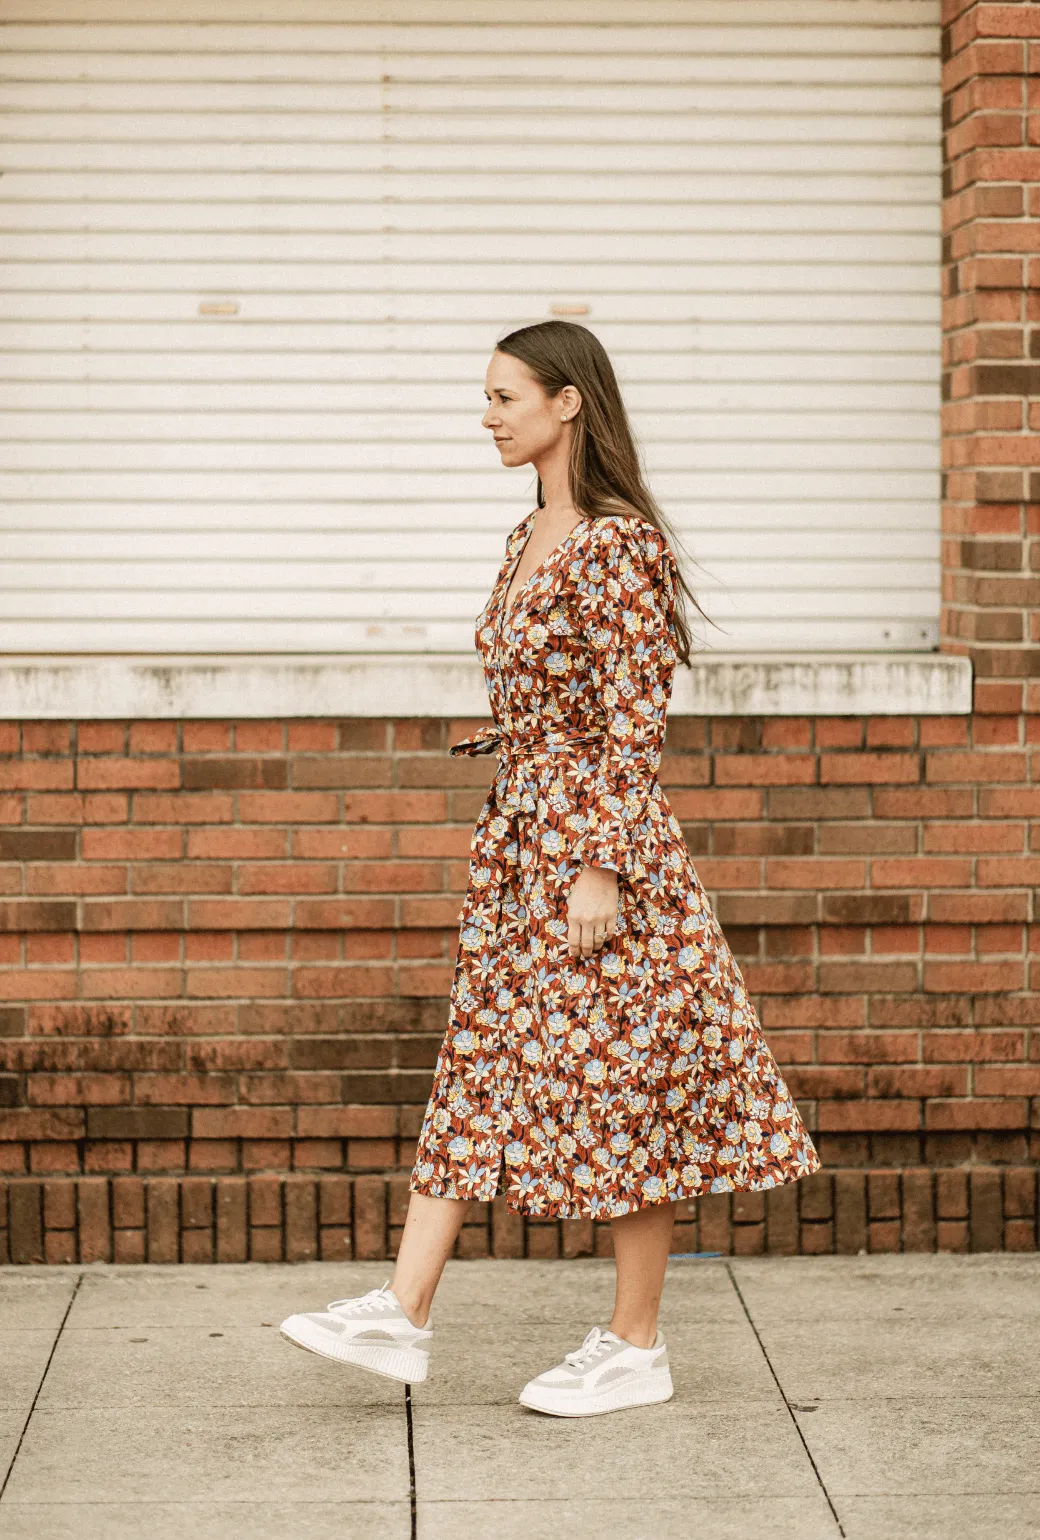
[496,511,589,638]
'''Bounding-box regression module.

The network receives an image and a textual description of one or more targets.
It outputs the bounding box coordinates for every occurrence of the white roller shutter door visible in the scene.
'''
[0,0,941,655]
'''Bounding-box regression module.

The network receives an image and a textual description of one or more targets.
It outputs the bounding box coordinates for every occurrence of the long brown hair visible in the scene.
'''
[495,319,719,667]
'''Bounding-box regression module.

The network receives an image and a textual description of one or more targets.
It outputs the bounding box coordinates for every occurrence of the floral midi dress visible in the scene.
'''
[409,509,821,1219]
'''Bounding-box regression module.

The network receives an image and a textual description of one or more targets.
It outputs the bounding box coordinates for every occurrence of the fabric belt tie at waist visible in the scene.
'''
[450,727,606,760]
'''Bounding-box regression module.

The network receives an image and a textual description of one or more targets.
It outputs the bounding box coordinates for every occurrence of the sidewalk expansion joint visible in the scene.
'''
[0,1270,84,1505]
[404,1381,417,1540]
[725,1263,846,1538]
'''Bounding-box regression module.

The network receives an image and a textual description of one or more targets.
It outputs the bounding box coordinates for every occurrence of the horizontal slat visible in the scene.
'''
[0,6,941,30]
[0,123,944,170]
[0,529,941,562]
[0,411,941,444]
[0,69,941,113]
[0,208,939,240]
[0,556,940,593]
[0,438,942,472]
[0,471,941,500]
[0,499,941,534]
[0,261,941,293]
[0,351,941,385]
[0,17,940,55]
[0,619,941,653]
[0,109,938,152]
[0,380,942,410]
[0,171,943,204]
[0,579,938,619]
[0,291,944,324]
[0,228,941,260]
[0,321,941,355]
[0,50,942,86]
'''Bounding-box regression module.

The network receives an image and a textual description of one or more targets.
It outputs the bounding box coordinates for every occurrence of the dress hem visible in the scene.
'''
[407,1154,821,1222]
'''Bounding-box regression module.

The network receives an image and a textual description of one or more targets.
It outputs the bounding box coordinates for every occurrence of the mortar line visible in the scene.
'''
[404,1382,417,1540]
[0,1271,84,1505]
[725,1263,846,1539]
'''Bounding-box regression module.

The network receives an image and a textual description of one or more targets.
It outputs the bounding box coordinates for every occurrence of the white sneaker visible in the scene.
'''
[280,1278,433,1384]
[518,1324,673,1417]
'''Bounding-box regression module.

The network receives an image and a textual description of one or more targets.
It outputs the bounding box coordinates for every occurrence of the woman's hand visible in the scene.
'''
[566,864,619,958]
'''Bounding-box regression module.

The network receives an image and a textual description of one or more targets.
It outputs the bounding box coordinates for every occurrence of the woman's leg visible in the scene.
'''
[607,1199,677,1348]
[389,1191,468,1328]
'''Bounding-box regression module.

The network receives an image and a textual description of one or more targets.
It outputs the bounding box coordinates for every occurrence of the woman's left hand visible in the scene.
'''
[566,865,619,958]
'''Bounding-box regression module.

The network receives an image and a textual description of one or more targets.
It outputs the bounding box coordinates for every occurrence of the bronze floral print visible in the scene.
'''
[410,511,821,1218]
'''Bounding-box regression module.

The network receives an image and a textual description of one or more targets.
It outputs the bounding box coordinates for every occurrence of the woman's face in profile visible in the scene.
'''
[482,350,565,469]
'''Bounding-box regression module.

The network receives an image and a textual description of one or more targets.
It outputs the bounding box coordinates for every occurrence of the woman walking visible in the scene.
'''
[281,321,820,1415]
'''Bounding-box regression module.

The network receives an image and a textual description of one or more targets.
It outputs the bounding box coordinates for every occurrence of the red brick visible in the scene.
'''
[181,1228,214,1264]
[248,1173,283,1229]
[936,1169,969,1220]
[285,1178,318,1262]
[188,829,288,860]
[970,1167,1004,1252]
[249,1227,282,1261]
[77,759,180,791]
[216,1177,247,1262]
[78,724,125,753]
[243,1139,289,1170]
[183,723,232,753]
[193,1108,292,1140]
[1003,1167,1037,1219]
[112,1175,145,1229]
[43,1178,76,1231]
[0,761,73,792]
[8,1181,43,1263]
[902,1169,936,1251]
[128,723,179,754]
[45,1230,76,1263]
[234,723,285,752]
[146,1177,179,1262]
[352,1174,387,1259]
[114,1225,146,1262]
[180,1176,213,1230]
[187,899,291,931]
[77,1178,112,1263]
[134,793,233,825]
[868,1171,901,1221]
[320,1176,353,1228]
[320,1225,352,1260]
[238,792,339,824]
[868,1219,902,1253]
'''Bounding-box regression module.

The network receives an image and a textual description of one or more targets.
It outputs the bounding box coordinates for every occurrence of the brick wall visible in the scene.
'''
[0,713,1037,1260]
[941,0,1040,702]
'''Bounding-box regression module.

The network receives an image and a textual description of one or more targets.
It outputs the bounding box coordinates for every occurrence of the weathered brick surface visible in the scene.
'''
[0,1168,1032,1262]
[1,714,1037,1218]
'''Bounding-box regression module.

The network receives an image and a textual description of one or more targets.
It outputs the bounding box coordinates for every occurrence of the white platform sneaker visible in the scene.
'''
[280,1278,433,1383]
[518,1324,673,1417]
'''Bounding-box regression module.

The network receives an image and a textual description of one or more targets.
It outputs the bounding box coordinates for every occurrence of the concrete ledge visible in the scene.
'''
[0,652,973,719]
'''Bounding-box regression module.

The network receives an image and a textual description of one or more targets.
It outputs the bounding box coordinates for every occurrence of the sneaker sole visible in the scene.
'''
[280,1317,431,1384]
[518,1370,673,1417]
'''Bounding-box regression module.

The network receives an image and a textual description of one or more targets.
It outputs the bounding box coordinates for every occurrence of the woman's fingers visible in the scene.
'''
[567,912,615,957]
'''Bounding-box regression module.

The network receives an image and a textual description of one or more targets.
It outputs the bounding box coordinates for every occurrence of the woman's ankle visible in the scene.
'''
[608,1319,657,1349]
[391,1281,431,1329]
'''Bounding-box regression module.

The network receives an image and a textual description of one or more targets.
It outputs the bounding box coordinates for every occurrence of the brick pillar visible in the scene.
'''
[941,0,1039,710]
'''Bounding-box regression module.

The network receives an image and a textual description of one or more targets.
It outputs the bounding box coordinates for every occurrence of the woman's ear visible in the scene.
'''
[559,384,583,422]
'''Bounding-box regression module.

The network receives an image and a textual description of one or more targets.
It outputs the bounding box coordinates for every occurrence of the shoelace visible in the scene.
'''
[326,1278,395,1314]
[564,1325,619,1367]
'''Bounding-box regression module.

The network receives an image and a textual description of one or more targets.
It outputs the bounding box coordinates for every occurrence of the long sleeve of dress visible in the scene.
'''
[570,516,680,878]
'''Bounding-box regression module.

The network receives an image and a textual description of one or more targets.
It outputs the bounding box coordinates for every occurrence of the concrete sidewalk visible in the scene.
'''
[0,1255,1037,1540]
